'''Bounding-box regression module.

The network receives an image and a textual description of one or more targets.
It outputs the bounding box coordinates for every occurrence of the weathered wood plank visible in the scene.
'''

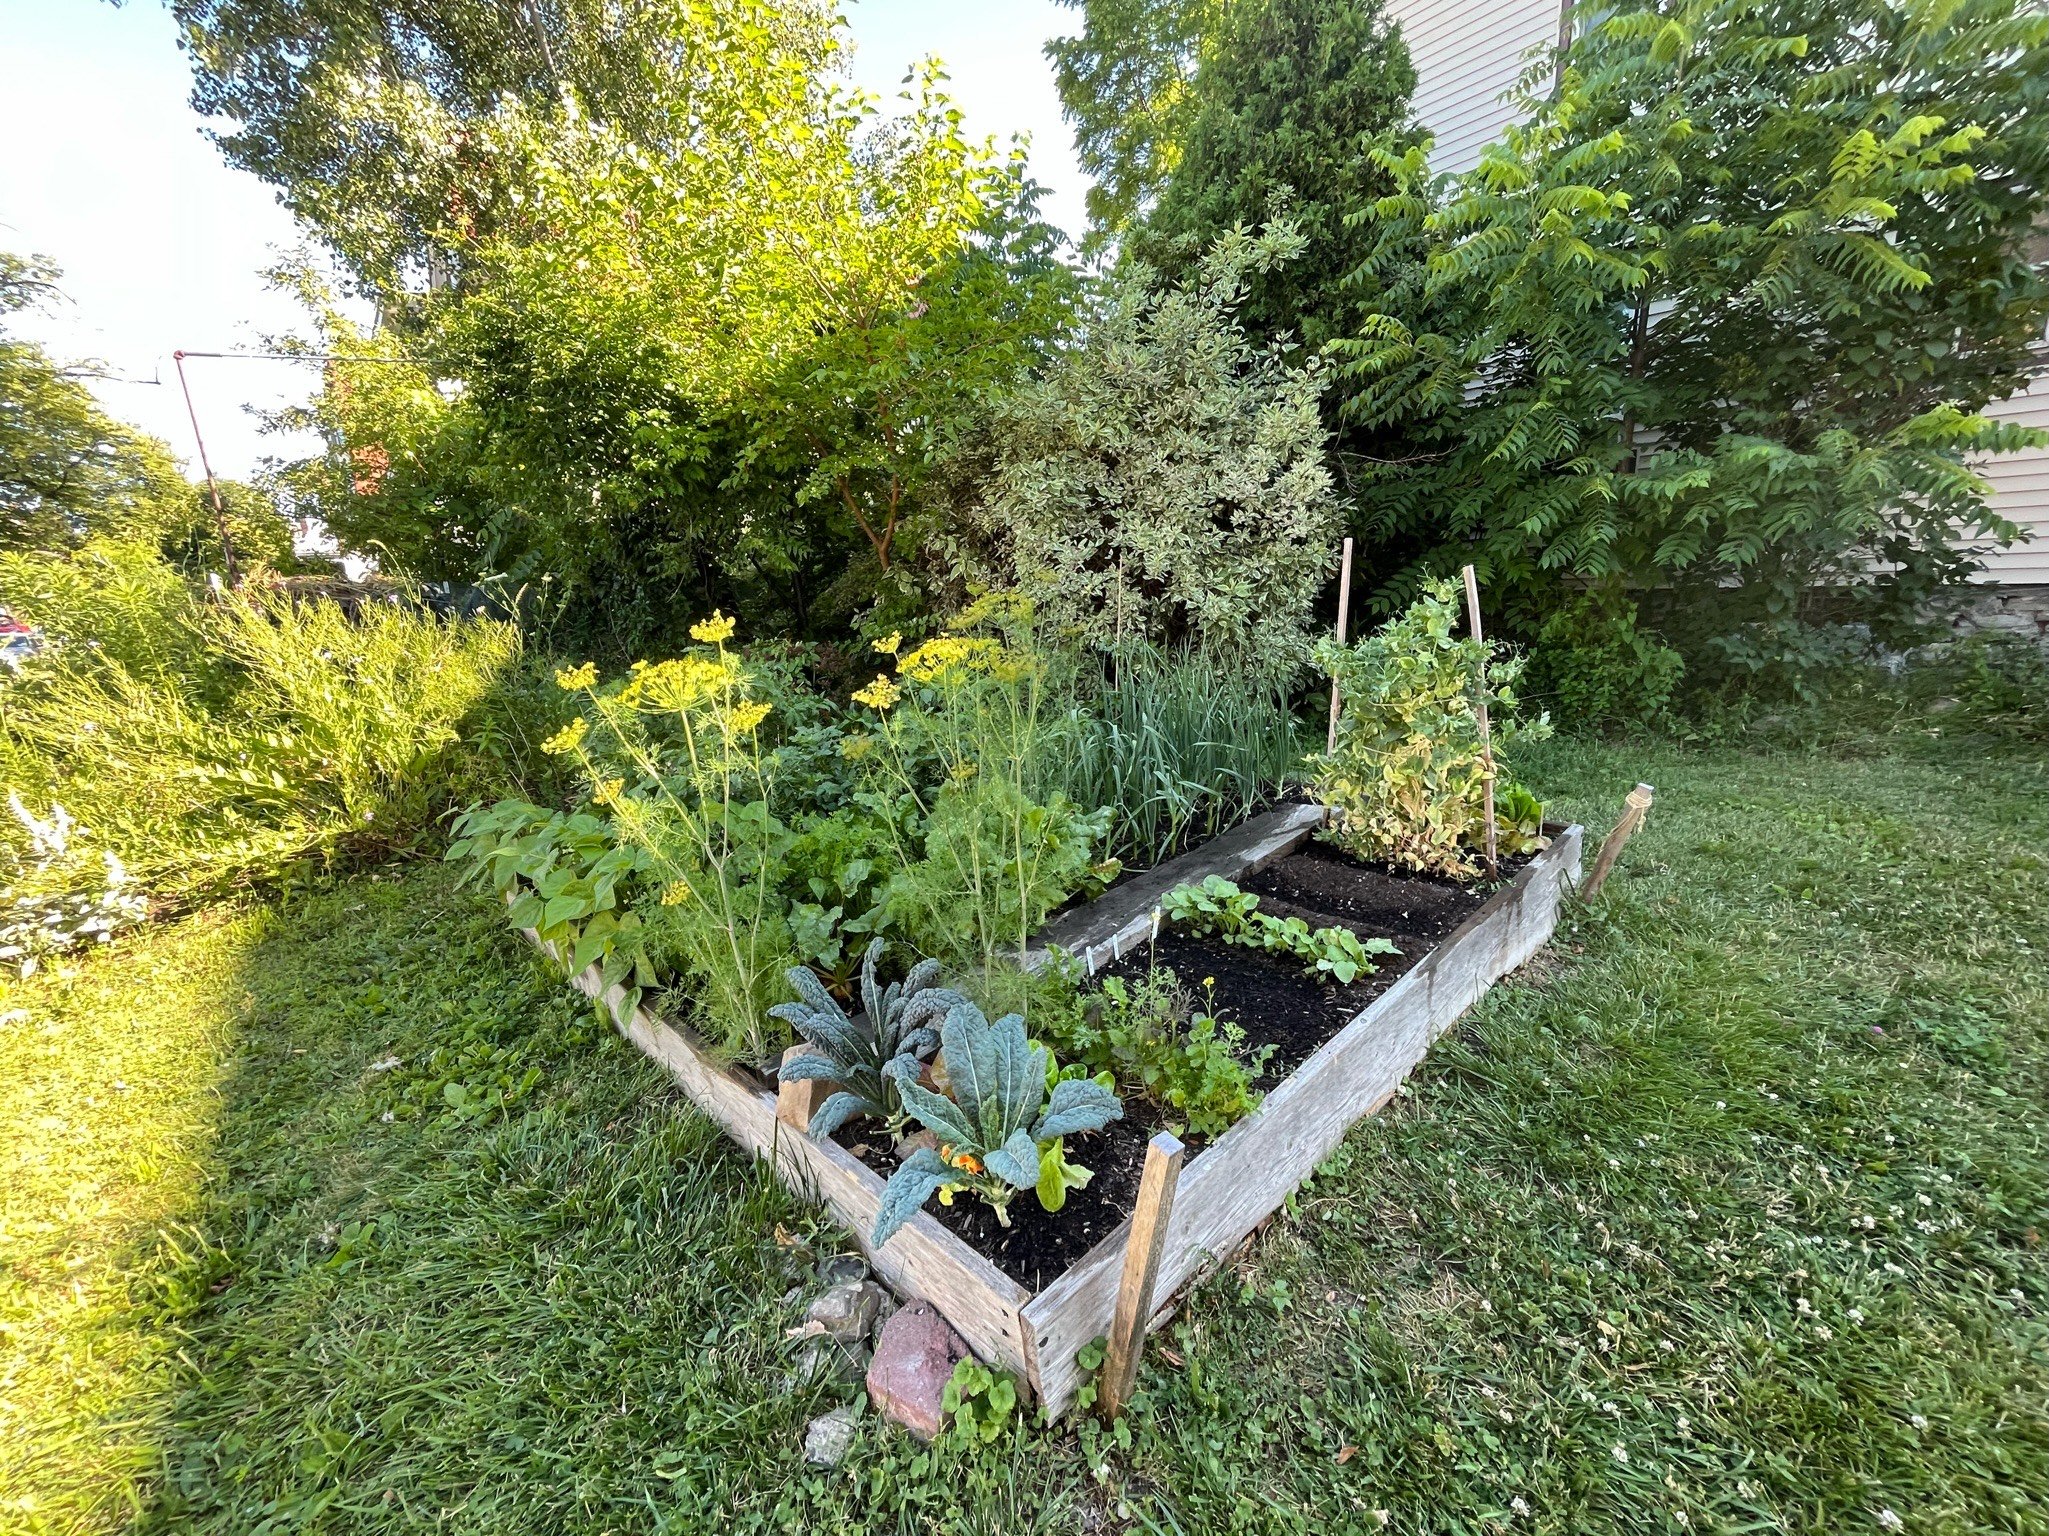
[528,936,1038,1388]
[1024,825,1583,1416]
[775,1042,832,1133]
[1099,1132,1184,1420]
[1026,802,1325,975]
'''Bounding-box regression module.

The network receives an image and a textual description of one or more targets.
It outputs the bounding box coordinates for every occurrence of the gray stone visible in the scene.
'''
[808,1279,889,1343]
[817,1252,869,1286]
[803,1403,861,1467]
[866,1299,971,1441]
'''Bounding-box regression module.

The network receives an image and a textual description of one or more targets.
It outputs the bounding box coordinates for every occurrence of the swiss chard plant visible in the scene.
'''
[770,939,967,1139]
[1161,876,1397,984]
[873,1000,1123,1245]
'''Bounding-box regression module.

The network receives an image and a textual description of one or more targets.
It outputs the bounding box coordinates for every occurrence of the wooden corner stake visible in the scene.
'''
[1100,1131,1185,1420]
[1326,537,1354,755]
[1461,564,1499,877]
[1582,782,1655,900]
[775,1042,831,1134]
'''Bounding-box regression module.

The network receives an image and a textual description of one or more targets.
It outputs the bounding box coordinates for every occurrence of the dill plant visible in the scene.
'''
[845,596,1115,980]
[544,614,795,1061]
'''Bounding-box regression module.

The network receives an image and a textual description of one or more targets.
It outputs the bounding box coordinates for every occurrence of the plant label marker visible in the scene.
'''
[1460,564,1499,877]
[1326,537,1355,754]
[1100,1131,1185,1420]
[1583,783,1655,899]
[776,1042,832,1133]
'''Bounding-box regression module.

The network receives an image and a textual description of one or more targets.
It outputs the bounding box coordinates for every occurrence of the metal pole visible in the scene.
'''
[172,350,240,588]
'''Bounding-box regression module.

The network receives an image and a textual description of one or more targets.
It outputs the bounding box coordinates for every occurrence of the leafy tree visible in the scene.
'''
[1333,0,2049,666]
[1136,0,1418,353]
[171,0,842,298]
[0,252,189,552]
[1046,0,1222,240]
[931,222,1341,684]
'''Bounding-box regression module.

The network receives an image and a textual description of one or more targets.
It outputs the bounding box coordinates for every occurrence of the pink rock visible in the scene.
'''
[865,1299,970,1440]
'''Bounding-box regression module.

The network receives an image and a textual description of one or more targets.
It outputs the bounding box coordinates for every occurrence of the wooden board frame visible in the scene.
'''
[526,808,1582,1418]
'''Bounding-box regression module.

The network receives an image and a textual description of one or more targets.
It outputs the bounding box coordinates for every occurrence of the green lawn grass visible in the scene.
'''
[3,728,2044,1534]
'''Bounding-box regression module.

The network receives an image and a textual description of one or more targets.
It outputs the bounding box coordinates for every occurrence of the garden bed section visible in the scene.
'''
[527,804,1581,1418]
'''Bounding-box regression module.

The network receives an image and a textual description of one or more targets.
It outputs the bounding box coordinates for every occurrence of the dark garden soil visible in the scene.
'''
[838,834,1536,1292]
[835,1108,1167,1293]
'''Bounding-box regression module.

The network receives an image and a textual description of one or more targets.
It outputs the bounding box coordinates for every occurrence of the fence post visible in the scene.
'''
[1326,537,1355,754]
[1582,783,1655,899]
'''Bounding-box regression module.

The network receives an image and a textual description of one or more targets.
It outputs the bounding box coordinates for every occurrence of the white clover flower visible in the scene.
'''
[1876,1510,1902,1531]
[1611,1444,1628,1464]
[1511,1496,1530,1516]
[1909,1414,1927,1430]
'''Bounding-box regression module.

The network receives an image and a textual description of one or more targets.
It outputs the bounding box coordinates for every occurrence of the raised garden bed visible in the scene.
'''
[528,804,1583,1418]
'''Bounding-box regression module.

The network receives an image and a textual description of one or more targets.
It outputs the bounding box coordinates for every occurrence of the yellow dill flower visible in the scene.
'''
[540,717,588,756]
[871,631,902,656]
[898,636,1002,686]
[689,610,736,645]
[659,880,693,907]
[729,699,772,734]
[554,661,598,690]
[851,674,901,712]
[839,734,875,761]
[591,776,625,808]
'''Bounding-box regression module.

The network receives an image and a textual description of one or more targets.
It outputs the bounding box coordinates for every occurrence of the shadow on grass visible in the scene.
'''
[126,865,1091,1535]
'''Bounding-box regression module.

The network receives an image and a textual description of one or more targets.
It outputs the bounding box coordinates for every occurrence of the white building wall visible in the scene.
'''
[1383,0,1560,174]
[1967,365,2049,585]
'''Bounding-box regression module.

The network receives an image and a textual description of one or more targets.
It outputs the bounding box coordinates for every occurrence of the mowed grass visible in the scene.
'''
[2,726,2044,1534]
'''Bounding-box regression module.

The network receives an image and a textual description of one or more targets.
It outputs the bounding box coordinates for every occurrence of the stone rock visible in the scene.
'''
[808,1279,889,1343]
[803,1402,861,1467]
[817,1253,869,1287]
[866,1299,970,1440]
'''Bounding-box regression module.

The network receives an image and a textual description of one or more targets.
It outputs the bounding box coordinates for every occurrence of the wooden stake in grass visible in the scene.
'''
[1461,564,1499,878]
[1583,782,1655,900]
[1325,537,1354,755]
[1100,1131,1184,1420]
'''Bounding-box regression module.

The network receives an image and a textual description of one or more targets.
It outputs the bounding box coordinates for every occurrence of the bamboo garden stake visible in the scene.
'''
[1326,537,1354,754]
[1461,564,1499,877]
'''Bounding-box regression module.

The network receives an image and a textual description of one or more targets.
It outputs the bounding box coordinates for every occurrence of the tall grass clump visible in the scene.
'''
[0,541,520,935]
[1046,649,1306,868]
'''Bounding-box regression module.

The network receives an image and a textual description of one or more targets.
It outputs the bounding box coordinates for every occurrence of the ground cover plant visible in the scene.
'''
[5,720,2042,1533]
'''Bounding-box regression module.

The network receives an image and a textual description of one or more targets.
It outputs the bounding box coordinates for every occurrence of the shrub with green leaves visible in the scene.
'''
[873,999,1123,1245]
[930,222,1342,687]
[447,800,656,1024]
[1525,588,1685,731]
[1313,578,1550,878]
[0,540,520,912]
[770,940,965,1138]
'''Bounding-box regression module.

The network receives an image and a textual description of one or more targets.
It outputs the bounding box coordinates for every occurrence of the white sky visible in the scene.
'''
[0,0,1090,481]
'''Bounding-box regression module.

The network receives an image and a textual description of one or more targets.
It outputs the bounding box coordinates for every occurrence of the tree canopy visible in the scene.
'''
[1332,0,2049,654]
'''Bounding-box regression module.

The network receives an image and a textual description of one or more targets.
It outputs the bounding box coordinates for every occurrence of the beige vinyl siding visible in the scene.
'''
[1966,369,2049,584]
[1384,0,1560,174]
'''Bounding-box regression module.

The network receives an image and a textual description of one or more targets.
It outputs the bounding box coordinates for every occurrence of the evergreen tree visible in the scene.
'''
[1137,0,1418,353]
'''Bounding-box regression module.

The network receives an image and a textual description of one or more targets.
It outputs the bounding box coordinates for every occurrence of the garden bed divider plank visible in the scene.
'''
[1026,801,1327,977]
[1021,823,1583,1417]
[521,930,1037,1387]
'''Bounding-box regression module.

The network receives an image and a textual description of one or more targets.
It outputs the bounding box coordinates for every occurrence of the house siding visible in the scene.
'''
[1968,365,2049,586]
[1383,0,1560,174]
